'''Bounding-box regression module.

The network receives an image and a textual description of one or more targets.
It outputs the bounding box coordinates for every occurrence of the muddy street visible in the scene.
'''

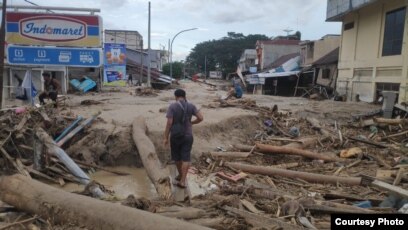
[4,79,408,230]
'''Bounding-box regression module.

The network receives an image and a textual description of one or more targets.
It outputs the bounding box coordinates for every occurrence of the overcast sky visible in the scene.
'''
[8,0,341,60]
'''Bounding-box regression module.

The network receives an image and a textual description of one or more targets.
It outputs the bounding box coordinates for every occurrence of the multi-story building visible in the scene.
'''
[256,39,300,70]
[300,35,341,67]
[104,30,143,50]
[327,0,408,104]
[238,49,257,73]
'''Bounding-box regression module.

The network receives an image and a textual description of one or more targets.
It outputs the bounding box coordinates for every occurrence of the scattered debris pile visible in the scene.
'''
[2,93,408,229]
[119,99,408,229]
[0,107,111,184]
[135,87,159,97]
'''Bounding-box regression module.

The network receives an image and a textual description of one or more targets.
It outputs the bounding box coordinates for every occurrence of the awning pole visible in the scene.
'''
[294,73,300,97]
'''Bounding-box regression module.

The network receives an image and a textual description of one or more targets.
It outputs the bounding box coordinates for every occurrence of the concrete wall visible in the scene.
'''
[301,36,340,66]
[261,44,300,70]
[239,49,257,72]
[336,0,408,103]
[314,36,341,62]
[105,30,143,50]
[316,64,338,89]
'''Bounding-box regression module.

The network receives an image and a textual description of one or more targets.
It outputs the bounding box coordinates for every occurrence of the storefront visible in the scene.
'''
[3,9,102,102]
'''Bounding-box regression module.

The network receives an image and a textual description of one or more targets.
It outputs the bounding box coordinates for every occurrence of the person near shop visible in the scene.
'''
[39,72,61,108]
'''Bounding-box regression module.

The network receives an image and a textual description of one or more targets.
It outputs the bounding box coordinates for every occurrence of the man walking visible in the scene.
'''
[39,72,61,108]
[127,73,133,86]
[164,89,203,188]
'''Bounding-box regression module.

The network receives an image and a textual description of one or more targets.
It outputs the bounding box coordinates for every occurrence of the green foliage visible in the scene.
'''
[186,32,269,75]
[294,31,301,40]
[162,61,184,79]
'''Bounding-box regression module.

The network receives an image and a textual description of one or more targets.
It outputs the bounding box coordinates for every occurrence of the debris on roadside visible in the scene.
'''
[135,87,159,97]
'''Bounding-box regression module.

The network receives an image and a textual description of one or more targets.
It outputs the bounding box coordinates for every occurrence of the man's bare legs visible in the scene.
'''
[179,161,190,187]
[175,161,182,180]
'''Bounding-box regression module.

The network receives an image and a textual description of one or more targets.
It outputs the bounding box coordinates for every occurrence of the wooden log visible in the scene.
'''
[221,185,296,200]
[224,162,361,186]
[0,174,209,230]
[132,116,172,200]
[374,117,408,125]
[232,144,253,152]
[210,152,251,158]
[256,143,338,162]
[282,137,317,149]
[159,207,206,220]
[189,218,224,228]
[323,192,383,205]
[223,206,302,230]
[299,199,376,214]
[305,117,332,137]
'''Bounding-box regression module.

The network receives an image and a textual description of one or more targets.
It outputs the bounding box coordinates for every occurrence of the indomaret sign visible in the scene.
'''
[6,12,102,47]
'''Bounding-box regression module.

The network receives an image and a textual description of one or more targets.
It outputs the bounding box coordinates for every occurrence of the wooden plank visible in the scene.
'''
[371,180,408,199]
[240,199,263,214]
[376,169,397,181]
[27,167,59,184]
[14,115,29,131]
[393,168,405,186]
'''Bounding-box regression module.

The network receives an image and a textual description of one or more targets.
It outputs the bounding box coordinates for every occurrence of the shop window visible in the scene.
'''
[376,82,400,92]
[382,7,406,56]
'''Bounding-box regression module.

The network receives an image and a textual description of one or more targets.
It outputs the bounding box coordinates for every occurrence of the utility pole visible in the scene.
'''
[204,55,207,80]
[170,28,197,78]
[0,0,7,109]
[147,1,151,87]
[168,39,170,63]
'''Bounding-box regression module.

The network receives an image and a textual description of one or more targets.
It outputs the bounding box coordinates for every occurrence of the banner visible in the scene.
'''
[8,45,101,67]
[6,12,102,47]
[103,43,126,86]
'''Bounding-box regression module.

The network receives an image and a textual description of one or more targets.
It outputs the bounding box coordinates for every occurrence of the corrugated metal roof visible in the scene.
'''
[265,53,299,69]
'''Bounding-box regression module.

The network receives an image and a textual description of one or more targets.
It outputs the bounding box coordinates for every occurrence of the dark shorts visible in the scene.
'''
[170,135,193,162]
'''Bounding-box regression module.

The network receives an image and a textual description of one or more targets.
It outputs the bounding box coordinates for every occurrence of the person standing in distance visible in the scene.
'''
[163,89,203,188]
[39,72,61,108]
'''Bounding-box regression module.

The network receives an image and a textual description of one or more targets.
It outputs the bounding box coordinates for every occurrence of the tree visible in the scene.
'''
[186,33,269,76]
[294,31,301,40]
[162,62,184,79]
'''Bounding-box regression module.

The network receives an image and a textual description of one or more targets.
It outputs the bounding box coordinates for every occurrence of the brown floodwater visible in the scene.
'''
[56,166,157,199]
